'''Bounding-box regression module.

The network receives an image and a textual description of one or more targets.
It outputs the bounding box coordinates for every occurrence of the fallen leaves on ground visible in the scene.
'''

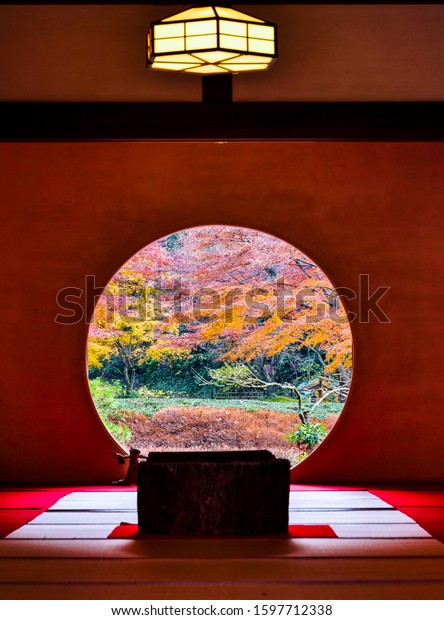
[112,406,339,467]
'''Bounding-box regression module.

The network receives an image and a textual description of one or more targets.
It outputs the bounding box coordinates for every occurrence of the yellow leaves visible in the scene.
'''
[199,318,226,343]
[148,346,190,362]
[87,342,111,369]
[324,357,341,374]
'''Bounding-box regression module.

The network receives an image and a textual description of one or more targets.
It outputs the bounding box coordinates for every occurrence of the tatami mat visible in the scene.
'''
[1,485,443,599]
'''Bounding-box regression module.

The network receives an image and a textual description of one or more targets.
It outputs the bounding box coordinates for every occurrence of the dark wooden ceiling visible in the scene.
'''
[1,1,443,4]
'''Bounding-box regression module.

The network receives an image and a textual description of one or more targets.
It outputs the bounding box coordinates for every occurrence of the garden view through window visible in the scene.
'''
[88,226,353,466]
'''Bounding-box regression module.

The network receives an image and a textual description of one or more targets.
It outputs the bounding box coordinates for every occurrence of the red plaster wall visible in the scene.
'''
[0,141,443,484]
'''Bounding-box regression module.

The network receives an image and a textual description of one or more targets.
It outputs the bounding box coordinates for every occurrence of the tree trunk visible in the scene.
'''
[337,364,349,402]
[122,364,132,395]
[116,340,138,395]
[298,410,309,424]
[129,368,136,393]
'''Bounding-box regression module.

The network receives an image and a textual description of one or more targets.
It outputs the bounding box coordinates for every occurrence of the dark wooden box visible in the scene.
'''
[137,450,290,536]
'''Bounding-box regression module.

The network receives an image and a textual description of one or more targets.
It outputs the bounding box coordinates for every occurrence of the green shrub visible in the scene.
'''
[137,386,171,398]
[89,378,131,445]
[89,378,124,411]
[101,417,131,446]
[286,422,327,451]
[265,395,298,403]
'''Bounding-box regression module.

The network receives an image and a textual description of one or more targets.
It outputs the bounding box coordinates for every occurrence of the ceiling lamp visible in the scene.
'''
[147,6,277,75]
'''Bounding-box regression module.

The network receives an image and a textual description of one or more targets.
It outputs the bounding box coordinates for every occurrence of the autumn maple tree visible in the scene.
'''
[88,226,352,403]
[88,241,183,394]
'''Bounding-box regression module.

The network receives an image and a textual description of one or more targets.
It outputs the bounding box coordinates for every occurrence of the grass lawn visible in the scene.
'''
[110,396,344,420]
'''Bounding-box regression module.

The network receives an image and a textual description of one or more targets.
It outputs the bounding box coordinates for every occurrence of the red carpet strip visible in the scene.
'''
[370,490,444,543]
[0,486,136,538]
[108,523,337,539]
[0,491,70,538]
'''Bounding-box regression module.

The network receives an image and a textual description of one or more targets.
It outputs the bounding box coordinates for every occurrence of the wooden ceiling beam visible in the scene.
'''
[1,102,443,141]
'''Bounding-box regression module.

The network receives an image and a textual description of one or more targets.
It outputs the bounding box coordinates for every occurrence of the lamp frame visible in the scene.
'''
[147,9,278,74]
